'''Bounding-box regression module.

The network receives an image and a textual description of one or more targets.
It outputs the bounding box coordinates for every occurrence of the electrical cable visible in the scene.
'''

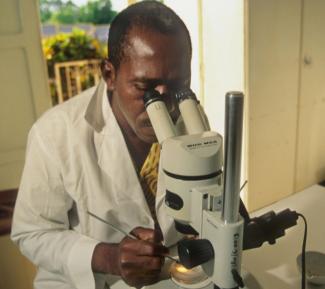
[239,181,251,223]
[297,213,308,289]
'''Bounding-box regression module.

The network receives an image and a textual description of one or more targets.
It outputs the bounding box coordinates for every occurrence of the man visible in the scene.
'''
[11,1,191,289]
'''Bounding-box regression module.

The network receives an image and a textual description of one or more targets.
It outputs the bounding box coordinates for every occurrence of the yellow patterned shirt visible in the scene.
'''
[139,143,160,224]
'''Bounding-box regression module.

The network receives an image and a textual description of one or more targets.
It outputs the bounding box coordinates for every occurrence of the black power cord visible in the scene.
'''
[298,213,308,289]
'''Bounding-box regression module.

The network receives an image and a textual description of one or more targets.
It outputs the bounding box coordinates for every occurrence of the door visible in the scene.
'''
[295,0,325,191]
[0,0,51,191]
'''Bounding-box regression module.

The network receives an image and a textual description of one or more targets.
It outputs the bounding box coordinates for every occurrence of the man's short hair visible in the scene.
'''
[108,1,192,69]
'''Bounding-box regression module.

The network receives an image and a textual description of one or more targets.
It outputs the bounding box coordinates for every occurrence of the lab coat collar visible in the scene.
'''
[84,78,107,133]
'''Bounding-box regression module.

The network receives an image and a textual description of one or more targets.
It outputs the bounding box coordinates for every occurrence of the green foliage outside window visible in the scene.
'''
[42,29,106,103]
[40,0,117,25]
[42,28,106,76]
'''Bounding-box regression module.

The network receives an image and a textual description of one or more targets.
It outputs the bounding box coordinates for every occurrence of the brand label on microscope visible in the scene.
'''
[231,233,240,268]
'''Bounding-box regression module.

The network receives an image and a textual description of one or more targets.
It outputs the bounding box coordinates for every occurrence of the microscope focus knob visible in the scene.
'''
[177,239,214,269]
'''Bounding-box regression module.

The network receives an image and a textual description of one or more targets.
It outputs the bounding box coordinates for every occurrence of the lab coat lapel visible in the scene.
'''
[99,119,141,202]
[86,80,153,226]
[99,112,155,231]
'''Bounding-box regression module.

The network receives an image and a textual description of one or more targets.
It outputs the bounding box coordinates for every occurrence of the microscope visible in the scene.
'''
[143,88,299,289]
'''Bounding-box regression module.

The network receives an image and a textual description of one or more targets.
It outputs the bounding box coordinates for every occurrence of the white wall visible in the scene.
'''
[201,0,245,135]
[112,0,128,11]
[164,0,201,99]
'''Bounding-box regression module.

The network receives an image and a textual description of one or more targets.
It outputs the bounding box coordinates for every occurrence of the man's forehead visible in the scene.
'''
[128,34,155,58]
[124,26,190,57]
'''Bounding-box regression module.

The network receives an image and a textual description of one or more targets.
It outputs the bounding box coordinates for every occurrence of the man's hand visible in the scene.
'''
[92,227,168,288]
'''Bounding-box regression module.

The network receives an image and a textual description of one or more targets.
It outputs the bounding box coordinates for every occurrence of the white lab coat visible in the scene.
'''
[11,79,183,289]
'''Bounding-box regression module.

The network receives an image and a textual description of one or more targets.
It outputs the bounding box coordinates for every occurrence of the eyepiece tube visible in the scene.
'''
[222,92,244,223]
[175,88,208,134]
[144,90,177,144]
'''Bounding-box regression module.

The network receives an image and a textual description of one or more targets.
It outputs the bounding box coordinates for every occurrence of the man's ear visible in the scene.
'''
[101,59,116,91]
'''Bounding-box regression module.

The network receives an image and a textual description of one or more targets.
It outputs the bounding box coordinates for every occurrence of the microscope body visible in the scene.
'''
[144,89,245,288]
[162,131,244,289]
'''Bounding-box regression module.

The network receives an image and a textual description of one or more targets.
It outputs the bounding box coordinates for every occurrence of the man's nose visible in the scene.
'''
[154,84,177,113]
[154,84,169,95]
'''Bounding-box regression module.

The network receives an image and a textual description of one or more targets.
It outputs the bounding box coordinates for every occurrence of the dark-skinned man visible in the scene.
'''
[11,2,191,289]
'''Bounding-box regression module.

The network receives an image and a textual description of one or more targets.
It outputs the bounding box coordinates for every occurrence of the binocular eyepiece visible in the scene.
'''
[143,87,197,107]
[143,88,208,140]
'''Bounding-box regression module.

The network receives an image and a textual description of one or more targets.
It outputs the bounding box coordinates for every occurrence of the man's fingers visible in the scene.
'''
[120,253,164,271]
[119,255,163,287]
[130,227,156,241]
[138,241,168,256]
[130,226,163,243]
[123,238,168,257]
[118,230,167,288]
